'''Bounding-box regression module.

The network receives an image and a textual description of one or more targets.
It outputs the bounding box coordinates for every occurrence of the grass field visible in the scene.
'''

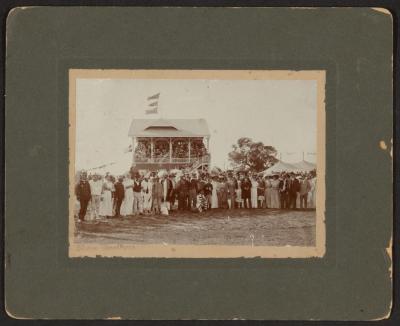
[74,208,316,247]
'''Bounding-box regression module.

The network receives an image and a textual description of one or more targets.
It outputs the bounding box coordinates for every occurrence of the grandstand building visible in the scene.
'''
[128,118,211,171]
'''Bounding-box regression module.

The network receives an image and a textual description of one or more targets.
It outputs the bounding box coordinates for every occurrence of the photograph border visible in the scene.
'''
[68,69,326,258]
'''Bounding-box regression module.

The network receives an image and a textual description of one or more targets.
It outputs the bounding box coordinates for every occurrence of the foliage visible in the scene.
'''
[228,137,278,172]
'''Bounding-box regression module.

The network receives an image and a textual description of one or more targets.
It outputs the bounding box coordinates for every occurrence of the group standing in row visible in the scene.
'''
[75,169,317,221]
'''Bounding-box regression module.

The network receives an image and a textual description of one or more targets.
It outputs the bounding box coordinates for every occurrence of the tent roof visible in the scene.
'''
[263,161,298,175]
[128,118,210,138]
[292,160,316,171]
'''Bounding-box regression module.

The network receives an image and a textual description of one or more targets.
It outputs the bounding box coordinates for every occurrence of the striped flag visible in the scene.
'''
[145,93,160,114]
[147,93,160,101]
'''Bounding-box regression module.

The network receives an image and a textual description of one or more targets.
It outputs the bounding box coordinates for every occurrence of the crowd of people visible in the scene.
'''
[133,139,208,160]
[153,141,169,158]
[134,141,151,158]
[75,168,317,222]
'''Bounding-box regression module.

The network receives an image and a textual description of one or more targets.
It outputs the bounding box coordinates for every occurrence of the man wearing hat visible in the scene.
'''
[89,173,103,220]
[75,171,91,222]
[241,176,251,209]
[152,176,163,214]
[287,173,300,209]
[299,176,311,209]
[279,173,289,209]
[189,173,199,209]
[114,176,125,218]
[176,174,190,210]
[132,173,143,215]
[203,177,213,209]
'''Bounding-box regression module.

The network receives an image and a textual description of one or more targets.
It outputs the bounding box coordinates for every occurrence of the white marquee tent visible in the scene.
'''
[292,160,316,172]
[262,161,298,176]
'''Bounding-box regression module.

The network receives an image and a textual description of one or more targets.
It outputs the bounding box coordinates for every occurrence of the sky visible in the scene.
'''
[75,78,317,172]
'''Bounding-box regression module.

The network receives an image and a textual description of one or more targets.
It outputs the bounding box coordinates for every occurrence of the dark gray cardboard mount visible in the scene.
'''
[5,7,392,320]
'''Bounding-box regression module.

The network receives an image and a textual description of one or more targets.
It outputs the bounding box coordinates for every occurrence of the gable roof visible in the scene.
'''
[128,119,210,138]
[292,160,316,172]
[263,161,298,175]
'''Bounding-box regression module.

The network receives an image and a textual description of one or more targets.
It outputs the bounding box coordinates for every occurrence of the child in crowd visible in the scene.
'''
[196,189,208,213]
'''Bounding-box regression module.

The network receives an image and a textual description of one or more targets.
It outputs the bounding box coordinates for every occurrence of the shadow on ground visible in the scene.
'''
[74,208,316,247]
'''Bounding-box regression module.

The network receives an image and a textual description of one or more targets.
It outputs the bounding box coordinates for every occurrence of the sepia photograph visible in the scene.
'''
[69,69,325,258]
[5,6,393,320]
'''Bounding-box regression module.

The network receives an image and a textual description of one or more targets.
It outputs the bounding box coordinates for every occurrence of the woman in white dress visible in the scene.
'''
[250,176,259,209]
[120,174,134,216]
[211,177,219,209]
[141,177,152,214]
[99,176,114,217]
[270,175,281,209]
[309,175,317,208]
[235,179,243,208]
[264,176,272,208]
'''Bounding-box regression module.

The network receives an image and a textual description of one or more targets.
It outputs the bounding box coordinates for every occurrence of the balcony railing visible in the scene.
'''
[134,155,210,165]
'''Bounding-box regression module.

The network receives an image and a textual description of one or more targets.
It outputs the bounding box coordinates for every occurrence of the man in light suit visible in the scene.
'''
[152,176,163,214]
[299,176,311,209]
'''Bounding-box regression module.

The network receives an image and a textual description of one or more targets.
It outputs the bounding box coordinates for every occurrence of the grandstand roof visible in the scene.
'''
[128,118,210,138]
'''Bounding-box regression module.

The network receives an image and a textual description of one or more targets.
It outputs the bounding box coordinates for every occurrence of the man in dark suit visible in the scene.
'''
[241,176,252,208]
[197,174,206,193]
[279,174,289,209]
[189,173,199,209]
[75,171,91,222]
[132,173,143,215]
[114,176,125,218]
[203,177,213,209]
[177,175,190,210]
[287,173,300,209]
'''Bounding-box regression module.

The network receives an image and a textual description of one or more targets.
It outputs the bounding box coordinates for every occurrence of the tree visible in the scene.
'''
[228,137,278,173]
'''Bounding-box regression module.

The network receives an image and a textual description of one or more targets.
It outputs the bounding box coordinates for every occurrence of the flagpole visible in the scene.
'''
[159,95,162,119]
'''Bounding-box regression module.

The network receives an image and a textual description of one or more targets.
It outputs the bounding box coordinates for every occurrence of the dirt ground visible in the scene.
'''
[74,208,316,247]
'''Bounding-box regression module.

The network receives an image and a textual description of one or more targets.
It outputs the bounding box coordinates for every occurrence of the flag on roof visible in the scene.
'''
[145,93,160,115]
[147,93,160,101]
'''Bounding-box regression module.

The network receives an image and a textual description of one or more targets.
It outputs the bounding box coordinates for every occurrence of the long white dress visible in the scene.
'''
[99,181,113,216]
[251,180,258,208]
[141,180,152,211]
[270,179,280,208]
[235,180,243,206]
[211,181,219,209]
[120,178,134,216]
[264,179,272,208]
[309,177,317,208]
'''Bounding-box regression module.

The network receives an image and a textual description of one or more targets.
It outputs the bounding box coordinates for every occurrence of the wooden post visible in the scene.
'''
[169,138,172,163]
[150,138,154,163]
[188,138,191,163]
[132,137,136,165]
